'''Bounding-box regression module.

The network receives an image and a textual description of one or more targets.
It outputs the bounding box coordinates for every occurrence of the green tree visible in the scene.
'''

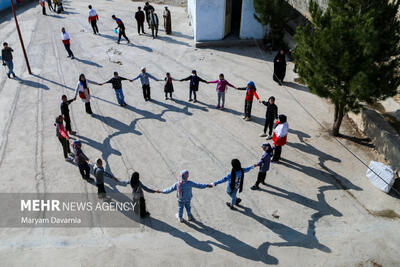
[293,0,400,136]
[253,0,294,49]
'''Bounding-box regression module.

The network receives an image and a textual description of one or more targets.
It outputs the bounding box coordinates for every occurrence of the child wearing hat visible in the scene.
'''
[130,172,155,218]
[157,170,212,222]
[251,143,273,190]
[93,158,119,198]
[212,159,255,209]
[236,81,261,121]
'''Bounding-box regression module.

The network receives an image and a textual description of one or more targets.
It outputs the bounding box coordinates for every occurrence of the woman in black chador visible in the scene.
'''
[273,49,287,86]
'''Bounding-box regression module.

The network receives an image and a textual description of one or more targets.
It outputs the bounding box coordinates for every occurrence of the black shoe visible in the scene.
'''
[261,181,267,185]
[67,55,71,58]
[7,74,10,79]
[226,202,234,210]
[71,56,75,60]
[188,99,193,102]
[250,185,259,190]
[193,99,197,103]
[235,198,242,205]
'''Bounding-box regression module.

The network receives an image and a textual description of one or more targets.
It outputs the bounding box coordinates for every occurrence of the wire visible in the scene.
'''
[253,39,400,197]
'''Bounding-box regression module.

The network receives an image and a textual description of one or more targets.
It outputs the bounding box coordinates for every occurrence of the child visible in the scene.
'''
[74,73,98,115]
[72,140,91,182]
[54,115,73,162]
[99,72,131,106]
[272,115,288,162]
[180,70,208,102]
[157,170,211,222]
[208,73,236,110]
[130,172,155,218]
[131,67,161,101]
[60,95,76,135]
[164,72,177,100]
[259,96,278,139]
[236,81,261,121]
[251,143,273,190]
[93,158,119,199]
[212,159,254,209]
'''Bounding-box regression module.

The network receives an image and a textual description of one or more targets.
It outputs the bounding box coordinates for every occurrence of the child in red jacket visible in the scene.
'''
[272,115,288,162]
[237,81,261,121]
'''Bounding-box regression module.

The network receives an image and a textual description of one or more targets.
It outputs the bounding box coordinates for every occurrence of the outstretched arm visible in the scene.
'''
[131,74,140,81]
[198,77,208,83]
[189,181,210,189]
[213,174,230,186]
[180,76,191,82]
[140,182,156,193]
[160,183,177,194]
[208,80,218,84]
[148,73,161,81]
[237,87,247,91]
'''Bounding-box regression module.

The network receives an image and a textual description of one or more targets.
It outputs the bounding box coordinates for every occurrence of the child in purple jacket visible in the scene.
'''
[208,73,236,110]
[251,143,273,190]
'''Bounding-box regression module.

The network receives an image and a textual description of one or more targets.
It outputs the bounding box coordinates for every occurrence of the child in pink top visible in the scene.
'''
[208,73,236,109]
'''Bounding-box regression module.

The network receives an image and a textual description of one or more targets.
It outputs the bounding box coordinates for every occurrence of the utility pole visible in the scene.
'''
[10,0,32,75]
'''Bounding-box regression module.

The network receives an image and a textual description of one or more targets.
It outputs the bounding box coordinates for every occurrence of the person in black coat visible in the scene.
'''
[135,6,146,35]
[180,70,208,102]
[143,2,155,29]
[259,96,278,139]
[273,49,286,85]
[60,95,76,135]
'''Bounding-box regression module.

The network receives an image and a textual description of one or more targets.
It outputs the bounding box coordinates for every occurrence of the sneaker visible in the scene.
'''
[245,117,251,121]
[216,105,220,109]
[266,135,272,140]
[7,74,10,79]
[68,130,76,135]
[65,157,73,162]
[193,99,197,103]
[235,198,242,205]
[68,152,74,158]
[175,213,183,222]
[226,202,234,210]
[67,55,71,58]
[220,106,224,110]
[242,116,247,119]
[188,215,194,221]
[189,99,193,102]
[250,185,259,190]
[259,133,267,137]
[71,56,75,60]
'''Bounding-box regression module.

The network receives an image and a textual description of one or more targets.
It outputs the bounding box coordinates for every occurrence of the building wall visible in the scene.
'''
[195,0,226,41]
[187,0,196,40]
[239,0,264,39]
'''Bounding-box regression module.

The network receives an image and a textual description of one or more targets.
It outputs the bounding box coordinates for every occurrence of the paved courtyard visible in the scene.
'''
[0,0,399,266]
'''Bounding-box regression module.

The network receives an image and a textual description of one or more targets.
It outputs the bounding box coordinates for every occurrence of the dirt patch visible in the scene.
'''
[369,209,400,219]
[357,259,382,267]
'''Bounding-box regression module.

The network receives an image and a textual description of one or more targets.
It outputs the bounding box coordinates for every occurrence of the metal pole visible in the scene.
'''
[10,0,32,75]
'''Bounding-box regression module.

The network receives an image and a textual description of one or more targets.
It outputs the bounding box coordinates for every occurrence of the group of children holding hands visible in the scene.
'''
[54,66,290,222]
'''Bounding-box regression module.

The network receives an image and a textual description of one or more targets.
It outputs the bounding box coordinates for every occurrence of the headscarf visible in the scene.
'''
[79,74,88,89]
[177,170,189,199]
[230,159,244,192]
[130,172,140,190]
[275,115,288,138]
[247,81,256,90]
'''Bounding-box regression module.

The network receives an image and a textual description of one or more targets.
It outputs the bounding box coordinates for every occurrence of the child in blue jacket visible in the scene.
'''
[212,159,255,209]
[157,170,212,222]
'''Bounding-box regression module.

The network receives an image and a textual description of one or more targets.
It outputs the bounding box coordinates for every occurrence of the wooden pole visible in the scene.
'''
[10,0,32,75]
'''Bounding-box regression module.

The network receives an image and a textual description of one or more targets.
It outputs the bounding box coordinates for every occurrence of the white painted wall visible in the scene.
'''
[187,0,196,40]
[239,0,264,39]
[195,0,226,41]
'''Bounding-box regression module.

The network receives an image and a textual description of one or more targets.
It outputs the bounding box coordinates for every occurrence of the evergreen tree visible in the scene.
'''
[253,0,294,49]
[294,0,400,136]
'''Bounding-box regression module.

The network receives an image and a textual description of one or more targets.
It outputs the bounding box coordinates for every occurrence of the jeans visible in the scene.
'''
[177,200,191,219]
[118,29,130,43]
[114,88,125,105]
[264,118,274,136]
[151,24,158,38]
[64,44,74,57]
[189,88,197,100]
[142,84,151,100]
[91,20,99,34]
[137,21,145,34]
[58,137,71,158]
[244,100,253,118]
[228,188,238,206]
[78,162,90,180]
[217,91,225,107]
[4,60,15,76]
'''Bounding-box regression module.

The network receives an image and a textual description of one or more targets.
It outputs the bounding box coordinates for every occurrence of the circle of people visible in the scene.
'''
[33,1,290,222]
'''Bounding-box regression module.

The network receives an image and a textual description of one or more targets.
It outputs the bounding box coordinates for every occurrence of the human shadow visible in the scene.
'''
[75,57,103,68]
[236,205,331,253]
[92,113,142,136]
[46,14,65,19]
[172,31,193,40]
[14,76,49,90]
[186,220,279,264]
[284,81,310,92]
[157,35,190,47]
[126,42,153,52]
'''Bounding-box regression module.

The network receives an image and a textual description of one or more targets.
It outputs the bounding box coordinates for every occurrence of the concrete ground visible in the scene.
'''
[0,0,399,266]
